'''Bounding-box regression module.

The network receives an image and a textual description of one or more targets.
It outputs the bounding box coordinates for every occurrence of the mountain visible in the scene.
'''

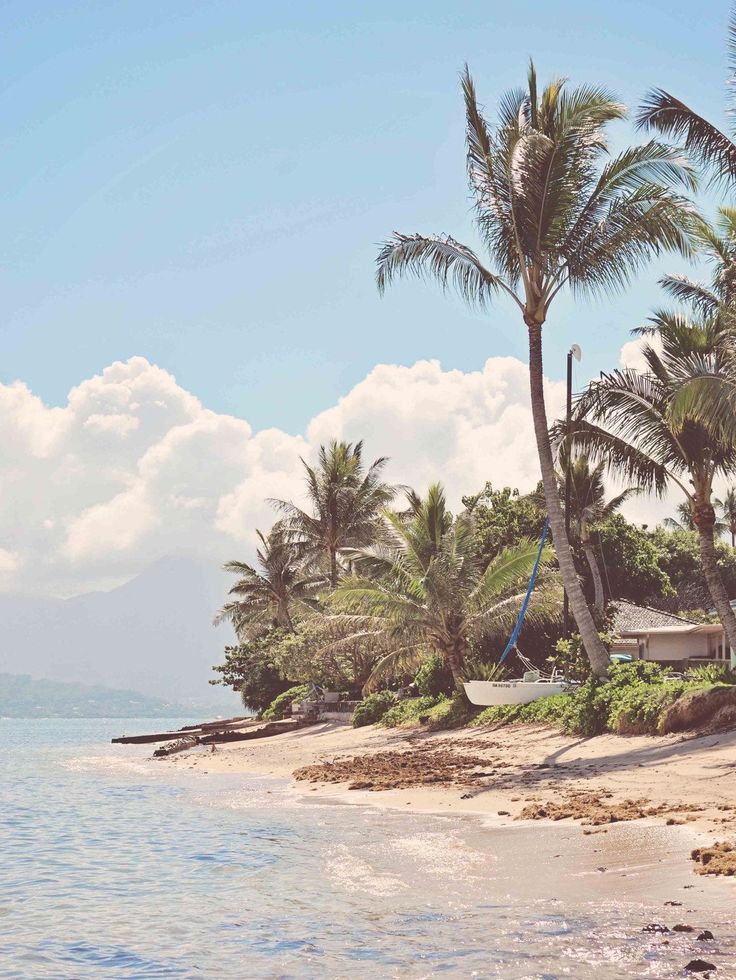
[0,556,240,712]
[0,673,198,718]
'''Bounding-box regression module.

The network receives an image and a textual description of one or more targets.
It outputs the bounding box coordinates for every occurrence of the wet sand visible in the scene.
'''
[168,721,736,843]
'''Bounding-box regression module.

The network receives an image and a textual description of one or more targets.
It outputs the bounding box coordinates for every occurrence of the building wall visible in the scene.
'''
[646,633,710,662]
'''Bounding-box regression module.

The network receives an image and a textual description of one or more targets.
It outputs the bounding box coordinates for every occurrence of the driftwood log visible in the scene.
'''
[114,716,309,749]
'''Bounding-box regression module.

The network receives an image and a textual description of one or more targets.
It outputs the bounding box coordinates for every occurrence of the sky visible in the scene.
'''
[0,0,732,596]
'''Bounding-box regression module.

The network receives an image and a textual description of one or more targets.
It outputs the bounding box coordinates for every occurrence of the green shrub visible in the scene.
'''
[415,655,454,697]
[609,681,690,734]
[686,663,736,685]
[380,695,447,728]
[422,691,477,729]
[262,684,311,720]
[352,691,397,728]
[469,659,707,737]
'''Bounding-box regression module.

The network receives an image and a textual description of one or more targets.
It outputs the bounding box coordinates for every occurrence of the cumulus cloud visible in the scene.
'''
[0,353,567,597]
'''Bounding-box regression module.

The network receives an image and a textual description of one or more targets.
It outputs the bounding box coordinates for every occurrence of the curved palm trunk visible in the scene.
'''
[582,537,605,616]
[694,501,736,656]
[527,323,609,677]
[443,637,468,686]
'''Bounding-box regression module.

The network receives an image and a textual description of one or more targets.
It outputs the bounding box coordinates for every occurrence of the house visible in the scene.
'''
[610,600,733,670]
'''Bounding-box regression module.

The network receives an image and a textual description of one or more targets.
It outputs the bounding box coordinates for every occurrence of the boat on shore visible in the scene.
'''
[463,677,569,706]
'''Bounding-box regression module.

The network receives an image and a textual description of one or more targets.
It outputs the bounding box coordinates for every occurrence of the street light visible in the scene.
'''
[563,344,582,639]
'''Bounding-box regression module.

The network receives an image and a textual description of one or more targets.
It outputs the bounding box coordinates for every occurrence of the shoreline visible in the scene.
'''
[164,720,736,864]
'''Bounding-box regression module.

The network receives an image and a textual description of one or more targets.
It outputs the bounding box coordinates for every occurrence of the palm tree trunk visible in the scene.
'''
[329,548,338,590]
[582,538,605,616]
[443,638,467,686]
[694,500,736,656]
[527,323,609,676]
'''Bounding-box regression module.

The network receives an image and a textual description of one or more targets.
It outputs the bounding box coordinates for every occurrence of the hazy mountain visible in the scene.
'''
[0,673,198,719]
[0,556,240,712]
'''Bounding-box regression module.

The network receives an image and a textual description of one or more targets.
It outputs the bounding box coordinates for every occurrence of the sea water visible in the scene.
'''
[1,718,735,979]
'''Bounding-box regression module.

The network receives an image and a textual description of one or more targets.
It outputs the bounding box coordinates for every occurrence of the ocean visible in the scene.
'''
[2,718,735,979]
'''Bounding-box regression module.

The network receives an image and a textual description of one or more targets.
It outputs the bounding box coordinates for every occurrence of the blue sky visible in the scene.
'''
[0,0,730,432]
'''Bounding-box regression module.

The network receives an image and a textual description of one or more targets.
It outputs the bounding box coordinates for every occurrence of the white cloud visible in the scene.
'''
[619,332,663,372]
[0,352,591,597]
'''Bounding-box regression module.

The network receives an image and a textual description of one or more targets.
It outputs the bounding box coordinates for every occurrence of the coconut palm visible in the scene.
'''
[560,453,637,614]
[375,62,695,675]
[658,210,736,435]
[716,488,736,546]
[273,440,395,589]
[214,523,324,638]
[659,208,736,316]
[329,483,560,690]
[564,309,736,653]
[663,500,698,533]
[638,10,736,186]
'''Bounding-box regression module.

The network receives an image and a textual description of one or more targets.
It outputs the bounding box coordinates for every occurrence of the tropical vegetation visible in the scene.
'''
[211,16,736,732]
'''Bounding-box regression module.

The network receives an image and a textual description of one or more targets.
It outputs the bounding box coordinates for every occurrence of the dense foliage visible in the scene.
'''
[210,631,292,714]
[352,691,397,728]
[261,684,311,721]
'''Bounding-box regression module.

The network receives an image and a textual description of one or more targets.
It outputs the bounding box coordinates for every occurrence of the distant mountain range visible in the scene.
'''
[0,556,240,713]
[0,673,198,718]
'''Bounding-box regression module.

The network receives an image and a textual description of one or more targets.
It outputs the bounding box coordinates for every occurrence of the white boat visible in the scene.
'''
[463,676,568,706]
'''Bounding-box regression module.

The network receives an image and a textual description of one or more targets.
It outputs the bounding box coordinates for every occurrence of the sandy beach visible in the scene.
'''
[166,721,736,857]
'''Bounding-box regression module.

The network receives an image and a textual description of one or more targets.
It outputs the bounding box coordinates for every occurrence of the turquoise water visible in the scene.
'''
[2,719,735,979]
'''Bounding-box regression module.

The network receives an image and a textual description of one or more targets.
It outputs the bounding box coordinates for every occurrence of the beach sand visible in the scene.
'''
[167,721,736,849]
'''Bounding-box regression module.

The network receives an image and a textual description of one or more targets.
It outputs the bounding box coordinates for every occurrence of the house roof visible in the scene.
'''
[611,600,698,635]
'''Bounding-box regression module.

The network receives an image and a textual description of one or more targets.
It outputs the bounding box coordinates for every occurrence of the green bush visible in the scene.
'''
[352,691,397,728]
[415,655,455,697]
[262,684,311,720]
[469,659,711,737]
[379,695,447,728]
[422,691,477,729]
[686,663,736,685]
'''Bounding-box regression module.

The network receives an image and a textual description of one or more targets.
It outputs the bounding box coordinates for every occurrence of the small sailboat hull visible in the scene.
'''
[463,680,568,707]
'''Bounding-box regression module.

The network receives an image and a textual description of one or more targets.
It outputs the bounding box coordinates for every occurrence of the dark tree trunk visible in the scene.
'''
[582,538,605,616]
[694,498,736,656]
[443,637,468,686]
[527,323,609,677]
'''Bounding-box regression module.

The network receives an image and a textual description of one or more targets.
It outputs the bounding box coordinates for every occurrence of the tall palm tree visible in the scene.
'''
[659,208,736,316]
[329,483,559,689]
[273,440,395,589]
[565,310,736,653]
[560,454,636,614]
[214,523,324,637]
[376,62,695,675]
[716,488,736,547]
[663,500,697,533]
[638,9,736,185]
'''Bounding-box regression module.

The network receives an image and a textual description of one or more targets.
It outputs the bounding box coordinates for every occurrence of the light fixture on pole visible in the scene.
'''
[563,344,581,639]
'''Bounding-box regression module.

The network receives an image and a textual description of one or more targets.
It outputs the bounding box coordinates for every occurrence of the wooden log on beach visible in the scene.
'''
[198,719,302,744]
[113,716,311,746]
[179,715,254,732]
[153,735,200,758]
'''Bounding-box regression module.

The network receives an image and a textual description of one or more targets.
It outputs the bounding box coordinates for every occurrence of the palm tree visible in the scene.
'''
[716,488,736,546]
[560,453,636,614]
[273,440,395,589]
[659,208,736,316]
[329,483,559,690]
[565,309,736,653]
[663,500,697,532]
[638,9,736,185]
[375,62,695,675]
[214,523,324,637]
